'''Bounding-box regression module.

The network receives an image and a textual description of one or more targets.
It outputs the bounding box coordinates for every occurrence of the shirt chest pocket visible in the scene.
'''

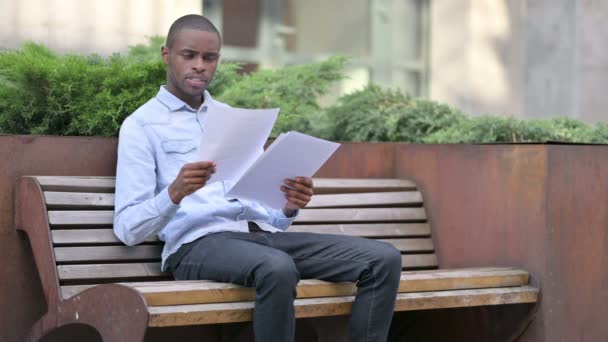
[161,139,198,164]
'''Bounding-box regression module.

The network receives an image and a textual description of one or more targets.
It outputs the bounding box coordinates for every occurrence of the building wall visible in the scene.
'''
[430,0,608,123]
[0,0,202,55]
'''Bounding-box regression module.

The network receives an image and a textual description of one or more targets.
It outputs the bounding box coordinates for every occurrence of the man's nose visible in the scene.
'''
[193,57,206,71]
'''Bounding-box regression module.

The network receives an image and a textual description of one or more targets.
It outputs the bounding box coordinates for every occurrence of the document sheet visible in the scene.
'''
[199,107,279,183]
[227,131,340,209]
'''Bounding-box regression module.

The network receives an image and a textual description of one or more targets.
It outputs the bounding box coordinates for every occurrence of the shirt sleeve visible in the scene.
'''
[113,117,180,246]
[263,205,299,231]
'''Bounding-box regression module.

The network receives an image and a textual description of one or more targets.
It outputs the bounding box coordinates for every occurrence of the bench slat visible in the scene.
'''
[311,178,417,193]
[402,254,437,269]
[57,254,437,281]
[45,192,115,209]
[48,208,427,226]
[294,208,426,223]
[44,191,423,209]
[35,177,416,194]
[53,239,433,264]
[35,176,116,193]
[307,191,422,208]
[146,286,539,326]
[54,245,164,263]
[48,211,114,226]
[57,263,168,281]
[379,239,434,253]
[51,224,431,245]
[287,223,431,237]
[52,229,160,245]
[60,268,530,303]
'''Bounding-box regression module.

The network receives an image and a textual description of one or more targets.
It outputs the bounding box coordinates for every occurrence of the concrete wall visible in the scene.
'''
[430,0,608,123]
[0,0,202,55]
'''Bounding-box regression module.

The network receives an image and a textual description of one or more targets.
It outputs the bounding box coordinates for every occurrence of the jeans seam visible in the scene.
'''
[292,256,375,341]
[366,267,376,342]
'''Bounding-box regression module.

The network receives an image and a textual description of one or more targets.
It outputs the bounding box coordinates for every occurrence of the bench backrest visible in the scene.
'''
[34,176,437,299]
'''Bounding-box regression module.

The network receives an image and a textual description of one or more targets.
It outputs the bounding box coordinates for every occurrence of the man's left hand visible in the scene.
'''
[281,177,314,217]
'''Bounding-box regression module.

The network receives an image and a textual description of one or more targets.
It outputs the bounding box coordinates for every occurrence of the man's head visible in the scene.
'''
[162,14,221,109]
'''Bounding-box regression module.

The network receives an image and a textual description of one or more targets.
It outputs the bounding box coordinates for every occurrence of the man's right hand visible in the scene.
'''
[168,161,217,204]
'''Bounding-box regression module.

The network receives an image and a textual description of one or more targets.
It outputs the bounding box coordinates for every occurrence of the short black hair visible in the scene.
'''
[166,14,220,48]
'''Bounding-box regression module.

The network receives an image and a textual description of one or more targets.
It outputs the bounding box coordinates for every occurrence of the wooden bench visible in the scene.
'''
[16,176,540,341]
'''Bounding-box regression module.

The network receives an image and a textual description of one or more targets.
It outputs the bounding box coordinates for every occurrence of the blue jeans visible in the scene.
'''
[167,226,402,342]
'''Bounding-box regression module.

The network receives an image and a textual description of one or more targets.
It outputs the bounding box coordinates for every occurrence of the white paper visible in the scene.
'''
[227,131,341,209]
[199,107,279,182]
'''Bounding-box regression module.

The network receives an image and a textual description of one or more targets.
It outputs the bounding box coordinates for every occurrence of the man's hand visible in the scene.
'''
[281,177,314,217]
[168,161,216,204]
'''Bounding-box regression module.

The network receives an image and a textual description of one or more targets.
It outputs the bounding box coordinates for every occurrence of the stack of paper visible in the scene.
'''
[199,107,340,209]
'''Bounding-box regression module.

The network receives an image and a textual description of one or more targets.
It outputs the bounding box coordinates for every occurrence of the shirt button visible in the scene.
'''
[202,106,208,113]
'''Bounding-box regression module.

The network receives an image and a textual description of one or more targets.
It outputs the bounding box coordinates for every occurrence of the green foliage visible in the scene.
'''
[126,36,165,63]
[0,40,345,137]
[317,84,465,142]
[1,39,606,144]
[0,41,251,136]
[424,116,608,144]
[216,56,347,136]
[0,42,165,136]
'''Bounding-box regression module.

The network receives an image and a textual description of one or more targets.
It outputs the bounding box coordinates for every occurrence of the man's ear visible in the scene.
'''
[161,46,169,65]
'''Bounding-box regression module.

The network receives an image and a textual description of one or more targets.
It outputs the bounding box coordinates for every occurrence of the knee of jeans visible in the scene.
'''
[375,243,403,276]
[256,253,300,287]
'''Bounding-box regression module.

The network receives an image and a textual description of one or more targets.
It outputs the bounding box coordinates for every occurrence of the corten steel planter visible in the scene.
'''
[1,135,606,341]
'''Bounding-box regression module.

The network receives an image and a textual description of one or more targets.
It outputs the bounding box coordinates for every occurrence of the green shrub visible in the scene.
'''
[317,84,464,142]
[1,40,606,144]
[216,56,347,136]
[0,41,346,137]
[424,115,608,144]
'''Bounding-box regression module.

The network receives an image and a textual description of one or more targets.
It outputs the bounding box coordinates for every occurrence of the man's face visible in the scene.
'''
[161,29,221,108]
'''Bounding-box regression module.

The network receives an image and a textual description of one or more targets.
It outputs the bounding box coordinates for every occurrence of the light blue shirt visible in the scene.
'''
[114,86,296,270]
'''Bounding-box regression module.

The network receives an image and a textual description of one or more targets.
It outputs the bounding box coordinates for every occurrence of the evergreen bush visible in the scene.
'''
[315,84,464,142]
[0,41,345,136]
[1,40,606,144]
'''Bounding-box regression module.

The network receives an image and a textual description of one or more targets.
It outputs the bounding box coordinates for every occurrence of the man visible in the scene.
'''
[114,14,401,342]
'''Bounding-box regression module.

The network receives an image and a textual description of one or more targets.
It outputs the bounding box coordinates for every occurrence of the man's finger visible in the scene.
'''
[282,187,311,202]
[282,180,313,196]
[295,177,313,188]
[286,197,308,208]
[183,169,213,178]
[184,161,216,170]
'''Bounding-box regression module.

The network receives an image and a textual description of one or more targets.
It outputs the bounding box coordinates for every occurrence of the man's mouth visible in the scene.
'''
[186,76,208,88]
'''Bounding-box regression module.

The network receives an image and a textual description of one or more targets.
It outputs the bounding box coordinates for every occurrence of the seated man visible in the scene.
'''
[113,14,401,342]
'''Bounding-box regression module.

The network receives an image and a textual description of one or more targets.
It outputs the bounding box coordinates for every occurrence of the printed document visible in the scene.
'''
[198,106,340,209]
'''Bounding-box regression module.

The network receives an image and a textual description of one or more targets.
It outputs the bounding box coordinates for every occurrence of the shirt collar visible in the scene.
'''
[156,85,213,112]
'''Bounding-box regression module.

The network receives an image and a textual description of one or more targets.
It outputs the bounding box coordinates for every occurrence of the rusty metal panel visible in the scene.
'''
[0,135,118,342]
[394,144,550,341]
[316,143,398,178]
[544,145,608,342]
[4,136,607,341]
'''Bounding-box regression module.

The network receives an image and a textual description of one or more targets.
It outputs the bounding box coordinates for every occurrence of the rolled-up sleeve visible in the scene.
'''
[113,118,179,246]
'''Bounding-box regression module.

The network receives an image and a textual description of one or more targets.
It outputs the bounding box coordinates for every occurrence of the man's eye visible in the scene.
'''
[204,55,218,62]
[182,53,194,59]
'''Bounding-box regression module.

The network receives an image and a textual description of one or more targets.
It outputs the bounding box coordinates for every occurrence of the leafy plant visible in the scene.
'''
[1,40,606,144]
[0,41,346,137]
[216,56,347,136]
[423,115,608,144]
[317,84,464,142]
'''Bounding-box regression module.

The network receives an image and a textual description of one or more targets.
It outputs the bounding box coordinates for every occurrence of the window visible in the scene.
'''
[203,0,429,97]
